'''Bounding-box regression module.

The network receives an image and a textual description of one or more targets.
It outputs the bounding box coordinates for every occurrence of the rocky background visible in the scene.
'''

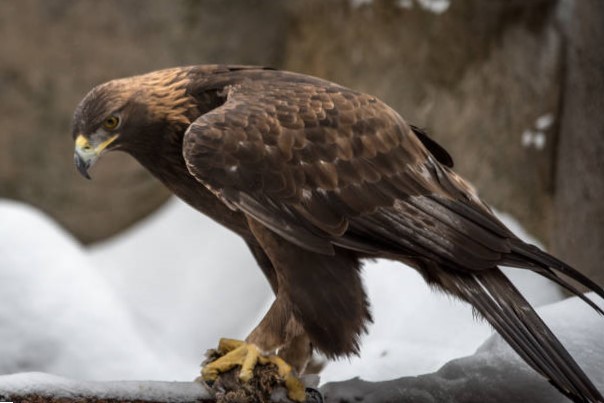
[0,0,602,287]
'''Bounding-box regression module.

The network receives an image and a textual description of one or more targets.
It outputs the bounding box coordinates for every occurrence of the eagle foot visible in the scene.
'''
[200,338,307,402]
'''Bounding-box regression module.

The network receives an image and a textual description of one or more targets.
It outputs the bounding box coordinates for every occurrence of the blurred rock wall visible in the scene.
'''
[0,0,289,243]
[0,0,601,285]
[552,0,604,288]
[284,0,561,245]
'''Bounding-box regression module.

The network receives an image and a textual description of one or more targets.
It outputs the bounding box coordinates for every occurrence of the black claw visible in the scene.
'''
[305,387,324,403]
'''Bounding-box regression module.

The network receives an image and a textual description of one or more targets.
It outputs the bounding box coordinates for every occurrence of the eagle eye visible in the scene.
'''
[102,115,120,131]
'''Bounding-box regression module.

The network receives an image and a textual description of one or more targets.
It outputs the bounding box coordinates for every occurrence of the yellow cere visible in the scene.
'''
[75,133,119,154]
[75,134,91,150]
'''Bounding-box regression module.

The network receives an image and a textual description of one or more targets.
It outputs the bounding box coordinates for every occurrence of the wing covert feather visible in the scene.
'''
[182,76,513,268]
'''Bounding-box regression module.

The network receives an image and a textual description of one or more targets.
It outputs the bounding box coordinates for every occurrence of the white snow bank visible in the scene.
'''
[496,210,564,307]
[478,291,604,381]
[90,198,553,383]
[322,292,604,403]
[321,210,564,383]
[0,197,571,388]
[2,293,600,403]
[0,200,174,380]
[321,260,493,382]
[0,372,209,402]
[89,198,273,378]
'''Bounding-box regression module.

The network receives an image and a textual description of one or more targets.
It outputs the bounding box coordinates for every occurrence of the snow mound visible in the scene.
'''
[88,198,564,383]
[0,197,574,388]
[89,198,273,377]
[1,293,600,403]
[321,210,564,383]
[322,292,604,402]
[321,260,493,382]
[0,200,170,380]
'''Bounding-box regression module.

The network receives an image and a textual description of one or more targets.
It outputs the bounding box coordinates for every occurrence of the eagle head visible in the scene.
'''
[72,68,195,179]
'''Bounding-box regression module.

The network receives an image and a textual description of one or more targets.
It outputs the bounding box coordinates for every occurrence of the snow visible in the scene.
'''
[522,129,547,150]
[88,198,272,379]
[536,113,555,130]
[0,196,595,398]
[86,199,497,384]
[522,113,554,151]
[534,132,546,150]
[321,261,493,382]
[0,372,209,402]
[415,0,450,14]
[322,293,604,403]
[322,209,564,382]
[0,200,173,381]
[350,0,450,13]
[480,291,604,374]
[496,210,564,307]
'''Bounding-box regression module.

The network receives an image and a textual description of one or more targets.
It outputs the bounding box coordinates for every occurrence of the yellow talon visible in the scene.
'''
[284,374,307,402]
[217,337,246,353]
[201,338,308,402]
[258,354,306,401]
[201,343,248,381]
[239,343,260,382]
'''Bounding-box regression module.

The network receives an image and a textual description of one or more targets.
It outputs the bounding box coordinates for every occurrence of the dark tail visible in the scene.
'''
[429,265,604,403]
[505,239,604,315]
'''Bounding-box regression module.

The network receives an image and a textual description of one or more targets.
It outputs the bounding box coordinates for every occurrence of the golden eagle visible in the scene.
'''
[72,65,604,402]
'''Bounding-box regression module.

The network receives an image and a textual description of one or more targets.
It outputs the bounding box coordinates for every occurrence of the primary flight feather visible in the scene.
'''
[72,65,604,402]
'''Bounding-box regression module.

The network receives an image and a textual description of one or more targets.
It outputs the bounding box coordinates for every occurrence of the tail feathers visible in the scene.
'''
[507,239,604,312]
[536,269,604,315]
[431,266,604,403]
[501,253,604,315]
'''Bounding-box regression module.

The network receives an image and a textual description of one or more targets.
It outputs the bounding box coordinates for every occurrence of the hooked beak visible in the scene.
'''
[73,134,118,179]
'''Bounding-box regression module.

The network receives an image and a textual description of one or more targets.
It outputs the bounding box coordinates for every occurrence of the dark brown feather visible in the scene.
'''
[180,68,603,402]
[73,65,604,403]
[410,125,454,168]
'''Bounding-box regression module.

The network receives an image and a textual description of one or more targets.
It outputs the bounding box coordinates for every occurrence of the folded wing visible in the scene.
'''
[182,73,604,403]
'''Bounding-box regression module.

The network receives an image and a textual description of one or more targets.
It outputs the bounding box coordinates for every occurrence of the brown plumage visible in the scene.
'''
[72,65,604,402]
